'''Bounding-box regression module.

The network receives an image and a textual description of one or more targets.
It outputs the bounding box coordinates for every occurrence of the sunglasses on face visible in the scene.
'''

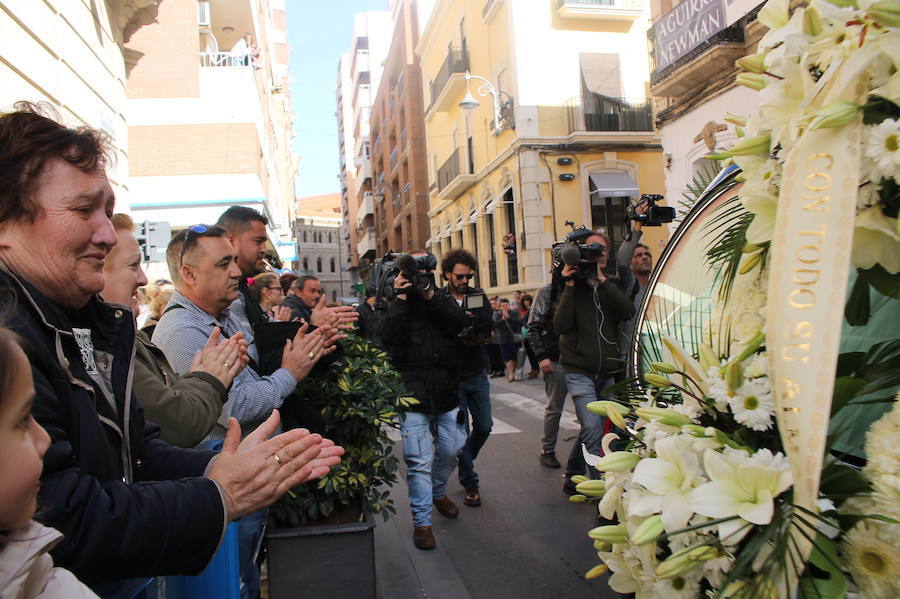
[179,224,209,266]
[453,273,475,280]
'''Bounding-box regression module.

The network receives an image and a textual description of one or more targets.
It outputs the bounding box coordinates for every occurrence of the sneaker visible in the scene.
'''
[464,485,481,507]
[562,478,578,496]
[413,525,436,550]
[433,495,460,519]
[539,452,561,469]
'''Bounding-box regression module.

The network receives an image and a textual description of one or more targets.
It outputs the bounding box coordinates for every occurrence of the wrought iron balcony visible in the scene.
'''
[565,96,654,133]
[428,47,469,113]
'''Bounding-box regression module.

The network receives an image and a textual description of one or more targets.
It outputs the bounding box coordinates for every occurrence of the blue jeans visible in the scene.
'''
[457,371,492,489]
[198,439,265,599]
[400,408,468,527]
[564,373,613,477]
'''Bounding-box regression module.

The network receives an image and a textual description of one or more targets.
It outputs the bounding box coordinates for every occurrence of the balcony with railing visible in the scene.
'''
[649,15,745,98]
[357,192,375,227]
[556,0,643,21]
[436,147,477,200]
[565,96,654,133]
[357,227,377,258]
[428,47,469,115]
[389,146,399,173]
[487,258,498,288]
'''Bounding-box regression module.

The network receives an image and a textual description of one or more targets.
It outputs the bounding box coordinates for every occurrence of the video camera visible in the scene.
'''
[627,194,675,227]
[369,251,437,308]
[550,222,604,281]
[457,291,493,345]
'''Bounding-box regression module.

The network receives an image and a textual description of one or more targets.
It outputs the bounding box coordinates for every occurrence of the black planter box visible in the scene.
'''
[266,509,376,599]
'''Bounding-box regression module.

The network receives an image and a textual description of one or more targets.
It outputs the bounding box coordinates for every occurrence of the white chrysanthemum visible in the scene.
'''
[843,520,900,599]
[744,352,768,379]
[727,377,774,431]
[652,568,702,599]
[865,119,900,180]
[864,396,900,498]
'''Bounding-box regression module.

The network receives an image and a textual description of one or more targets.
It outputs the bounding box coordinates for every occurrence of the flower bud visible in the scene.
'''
[644,373,671,388]
[735,53,767,74]
[686,545,719,561]
[651,361,677,374]
[593,451,640,472]
[726,361,744,394]
[742,242,762,254]
[632,515,665,545]
[575,479,607,497]
[725,114,748,128]
[869,1,900,27]
[584,564,609,579]
[705,151,733,160]
[758,0,789,29]
[593,540,612,552]
[803,6,823,36]
[730,133,771,156]
[738,251,763,274]
[810,100,860,129]
[698,343,719,372]
[655,548,701,579]
[570,474,589,484]
[682,424,708,436]
[569,494,589,503]
[734,331,766,363]
[735,126,745,138]
[823,0,857,7]
[587,401,630,428]
[588,524,628,543]
[635,407,692,427]
[736,73,766,91]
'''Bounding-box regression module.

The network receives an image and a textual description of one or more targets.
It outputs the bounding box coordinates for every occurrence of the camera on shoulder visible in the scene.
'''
[369,251,437,307]
[550,223,601,281]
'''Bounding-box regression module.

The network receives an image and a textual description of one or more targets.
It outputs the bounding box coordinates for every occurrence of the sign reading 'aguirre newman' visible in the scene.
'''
[650,0,727,72]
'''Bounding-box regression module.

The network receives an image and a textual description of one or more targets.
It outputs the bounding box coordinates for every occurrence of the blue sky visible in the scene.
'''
[287,1,388,199]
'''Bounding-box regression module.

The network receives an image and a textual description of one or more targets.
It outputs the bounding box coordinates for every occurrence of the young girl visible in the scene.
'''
[0,328,98,597]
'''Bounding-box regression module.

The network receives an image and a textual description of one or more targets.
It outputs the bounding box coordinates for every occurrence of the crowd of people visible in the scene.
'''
[0,103,656,596]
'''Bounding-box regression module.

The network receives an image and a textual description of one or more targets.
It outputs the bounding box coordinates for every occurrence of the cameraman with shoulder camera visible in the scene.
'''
[438,249,494,509]
[553,231,633,487]
[380,251,469,550]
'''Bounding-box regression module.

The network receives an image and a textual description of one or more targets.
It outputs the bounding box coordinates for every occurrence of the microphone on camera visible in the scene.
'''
[561,244,582,267]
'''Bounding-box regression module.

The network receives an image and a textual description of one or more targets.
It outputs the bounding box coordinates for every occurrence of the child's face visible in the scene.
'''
[0,345,50,530]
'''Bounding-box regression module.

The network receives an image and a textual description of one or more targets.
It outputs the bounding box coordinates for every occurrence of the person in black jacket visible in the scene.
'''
[438,249,494,509]
[553,232,633,489]
[0,104,343,593]
[380,251,468,551]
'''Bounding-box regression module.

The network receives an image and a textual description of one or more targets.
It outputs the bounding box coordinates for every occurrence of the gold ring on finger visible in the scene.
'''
[224,362,230,368]
[272,454,282,465]
[308,351,317,359]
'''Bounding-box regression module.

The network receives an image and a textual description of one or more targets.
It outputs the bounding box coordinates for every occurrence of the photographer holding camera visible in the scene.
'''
[438,249,494,509]
[553,231,633,486]
[380,251,469,550]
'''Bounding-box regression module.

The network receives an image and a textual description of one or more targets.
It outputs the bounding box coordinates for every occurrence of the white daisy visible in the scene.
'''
[865,118,900,180]
[727,378,775,431]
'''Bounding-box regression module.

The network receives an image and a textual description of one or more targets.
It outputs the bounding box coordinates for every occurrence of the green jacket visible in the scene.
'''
[554,278,633,378]
[132,330,227,448]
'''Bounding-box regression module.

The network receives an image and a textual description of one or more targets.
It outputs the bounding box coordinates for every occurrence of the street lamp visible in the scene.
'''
[459,71,513,135]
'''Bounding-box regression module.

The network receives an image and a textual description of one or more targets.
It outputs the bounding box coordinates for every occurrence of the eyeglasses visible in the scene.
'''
[453,273,475,280]
[179,224,209,266]
[266,286,282,291]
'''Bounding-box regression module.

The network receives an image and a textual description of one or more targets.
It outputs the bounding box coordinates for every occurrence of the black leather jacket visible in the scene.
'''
[526,284,560,363]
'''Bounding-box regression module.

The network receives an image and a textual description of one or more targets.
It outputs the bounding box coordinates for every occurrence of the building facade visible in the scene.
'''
[366,0,432,259]
[334,10,392,282]
[125,0,298,280]
[0,0,164,205]
[648,0,766,202]
[419,0,669,296]
[294,193,354,303]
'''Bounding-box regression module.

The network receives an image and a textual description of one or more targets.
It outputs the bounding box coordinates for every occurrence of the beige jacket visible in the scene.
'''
[0,521,98,599]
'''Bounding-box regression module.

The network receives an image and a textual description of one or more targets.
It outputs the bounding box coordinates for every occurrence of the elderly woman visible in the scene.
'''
[0,103,343,593]
[102,213,247,448]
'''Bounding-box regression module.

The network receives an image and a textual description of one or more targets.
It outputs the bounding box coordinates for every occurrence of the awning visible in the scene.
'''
[590,172,639,199]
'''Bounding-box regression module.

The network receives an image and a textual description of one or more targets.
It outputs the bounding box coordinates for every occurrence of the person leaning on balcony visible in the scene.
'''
[230,33,253,66]
[0,102,344,594]
[101,213,247,449]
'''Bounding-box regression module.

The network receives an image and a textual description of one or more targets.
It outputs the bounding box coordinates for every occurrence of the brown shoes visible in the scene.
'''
[433,495,460,519]
[413,525,435,550]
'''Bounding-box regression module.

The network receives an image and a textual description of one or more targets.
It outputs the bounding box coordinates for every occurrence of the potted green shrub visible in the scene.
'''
[266,335,416,599]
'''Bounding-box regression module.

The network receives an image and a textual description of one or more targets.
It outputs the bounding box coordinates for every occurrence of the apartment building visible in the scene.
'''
[335,11,392,281]
[0,0,163,205]
[294,193,354,303]
[648,0,766,201]
[419,0,668,295]
[364,0,432,259]
[125,0,298,280]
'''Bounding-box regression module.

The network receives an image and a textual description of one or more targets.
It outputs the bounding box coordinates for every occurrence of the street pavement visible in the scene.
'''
[374,374,620,599]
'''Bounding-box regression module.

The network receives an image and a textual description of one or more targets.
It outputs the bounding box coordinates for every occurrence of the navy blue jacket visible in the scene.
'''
[0,267,225,585]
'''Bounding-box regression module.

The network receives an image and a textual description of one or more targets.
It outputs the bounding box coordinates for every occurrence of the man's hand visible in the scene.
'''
[280,323,333,381]
[561,264,578,286]
[207,410,344,520]
[633,198,649,232]
[189,327,248,388]
[393,272,412,301]
[271,305,293,322]
[309,295,359,329]
[539,358,553,374]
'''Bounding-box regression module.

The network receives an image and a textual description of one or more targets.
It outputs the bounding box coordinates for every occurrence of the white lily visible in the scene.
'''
[742,191,778,244]
[661,335,708,394]
[852,205,900,274]
[630,436,704,532]
[688,449,792,545]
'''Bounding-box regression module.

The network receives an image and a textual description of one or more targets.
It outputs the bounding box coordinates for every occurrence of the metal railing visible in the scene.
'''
[199,52,251,67]
[430,47,469,108]
[565,97,653,132]
[436,148,461,192]
[648,20,745,84]
[488,259,498,288]
[507,253,518,285]
[389,146,399,172]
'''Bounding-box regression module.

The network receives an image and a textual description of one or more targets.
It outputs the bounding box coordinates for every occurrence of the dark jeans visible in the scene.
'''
[457,371,492,488]
[486,344,503,372]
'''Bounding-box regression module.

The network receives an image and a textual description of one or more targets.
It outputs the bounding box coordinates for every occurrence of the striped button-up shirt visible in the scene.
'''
[152,290,297,443]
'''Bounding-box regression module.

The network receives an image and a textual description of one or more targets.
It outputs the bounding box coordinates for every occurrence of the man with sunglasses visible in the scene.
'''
[439,249,494,510]
[380,251,468,550]
[553,232,633,493]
